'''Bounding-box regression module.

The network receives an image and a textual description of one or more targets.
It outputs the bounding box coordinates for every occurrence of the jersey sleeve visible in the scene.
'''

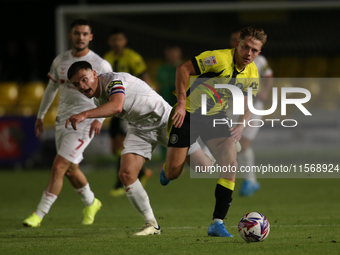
[37,79,59,119]
[129,52,147,77]
[192,50,223,75]
[106,80,125,97]
[47,58,59,83]
[98,59,113,74]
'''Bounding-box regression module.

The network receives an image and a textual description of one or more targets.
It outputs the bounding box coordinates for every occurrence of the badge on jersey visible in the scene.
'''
[204,56,217,66]
[107,80,125,96]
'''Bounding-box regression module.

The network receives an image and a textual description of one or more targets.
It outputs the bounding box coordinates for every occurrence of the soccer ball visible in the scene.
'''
[238,212,270,242]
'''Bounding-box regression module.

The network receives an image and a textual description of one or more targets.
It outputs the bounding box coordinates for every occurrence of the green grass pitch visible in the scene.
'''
[0,166,339,255]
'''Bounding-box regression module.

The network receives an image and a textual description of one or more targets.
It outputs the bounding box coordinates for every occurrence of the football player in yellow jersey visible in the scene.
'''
[160,27,267,237]
[104,28,152,197]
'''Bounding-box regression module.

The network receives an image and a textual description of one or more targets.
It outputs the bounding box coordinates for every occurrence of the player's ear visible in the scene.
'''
[93,70,97,77]
[68,32,72,40]
[89,33,93,42]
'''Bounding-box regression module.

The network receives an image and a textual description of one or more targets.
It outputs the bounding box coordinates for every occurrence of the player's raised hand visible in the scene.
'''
[65,113,87,130]
[172,103,186,128]
[35,118,44,137]
[89,120,102,137]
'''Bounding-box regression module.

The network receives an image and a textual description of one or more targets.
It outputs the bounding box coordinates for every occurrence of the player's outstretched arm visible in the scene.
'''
[65,93,125,131]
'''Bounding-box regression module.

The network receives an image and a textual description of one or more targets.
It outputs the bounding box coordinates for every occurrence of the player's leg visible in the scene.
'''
[119,153,161,235]
[110,132,126,197]
[238,137,260,196]
[23,122,101,227]
[110,118,151,197]
[65,163,101,225]
[23,154,70,227]
[205,136,237,237]
[61,122,102,224]
[186,138,215,173]
[238,101,263,196]
[160,108,192,185]
[163,146,188,180]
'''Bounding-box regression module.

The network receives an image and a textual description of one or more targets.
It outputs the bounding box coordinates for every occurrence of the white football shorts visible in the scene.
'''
[122,122,169,160]
[55,119,94,164]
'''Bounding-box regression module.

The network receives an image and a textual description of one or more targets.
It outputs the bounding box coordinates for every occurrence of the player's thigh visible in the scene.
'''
[55,124,92,164]
[121,126,154,160]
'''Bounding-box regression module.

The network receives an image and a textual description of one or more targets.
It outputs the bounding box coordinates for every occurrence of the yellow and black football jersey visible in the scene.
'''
[182,48,259,115]
[103,47,147,78]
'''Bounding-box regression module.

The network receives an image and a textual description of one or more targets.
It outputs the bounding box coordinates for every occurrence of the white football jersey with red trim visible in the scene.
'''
[96,72,171,127]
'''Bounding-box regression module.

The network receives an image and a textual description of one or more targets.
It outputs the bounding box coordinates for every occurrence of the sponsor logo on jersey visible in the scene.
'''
[199,59,205,71]
[204,56,217,66]
[107,80,125,96]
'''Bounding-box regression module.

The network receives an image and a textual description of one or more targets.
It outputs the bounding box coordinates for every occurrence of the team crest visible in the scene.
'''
[170,134,179,144]
[204,56,217,66]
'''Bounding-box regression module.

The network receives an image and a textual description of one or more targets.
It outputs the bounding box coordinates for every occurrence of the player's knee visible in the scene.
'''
[165,165,182,180]
[51,165,67,181]
[118,168,136,184]
[51,158,70,180]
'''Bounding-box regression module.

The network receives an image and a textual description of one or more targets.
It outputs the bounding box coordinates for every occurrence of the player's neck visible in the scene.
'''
[235,62,245,72]
[72,48,90,58]
[93,79,101,98]
[114,48,125,56]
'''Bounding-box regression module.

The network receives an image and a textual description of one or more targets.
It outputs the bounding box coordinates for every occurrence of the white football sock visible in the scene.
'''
[124,179,158,228]
[36,191,58,219]
[212,218,223,224]
[75,183,95,207]
[237,147,257,183]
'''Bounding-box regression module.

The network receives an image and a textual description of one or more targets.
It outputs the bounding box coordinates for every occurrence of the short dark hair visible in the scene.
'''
[110,27,126,37]
[67,61,93,80]
[70,19,92,32]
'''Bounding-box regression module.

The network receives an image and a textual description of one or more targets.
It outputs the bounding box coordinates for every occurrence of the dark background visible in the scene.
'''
[1,0,340,82]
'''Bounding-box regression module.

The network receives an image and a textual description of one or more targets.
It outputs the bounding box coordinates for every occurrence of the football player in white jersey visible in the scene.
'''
[23,19,112,228]
[230,30,274,196]
[66,60,216,236]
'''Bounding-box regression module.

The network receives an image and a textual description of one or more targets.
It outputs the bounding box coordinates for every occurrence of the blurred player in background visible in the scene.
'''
[103,28,152,197]
[230,30,274,196]
[157,45,183,161]
[157,45,183,107]
[160,27,266,237]
[23,19,112,227]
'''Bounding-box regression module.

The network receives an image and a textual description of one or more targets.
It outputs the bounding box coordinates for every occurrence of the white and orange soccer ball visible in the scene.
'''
[238,212,270,242]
